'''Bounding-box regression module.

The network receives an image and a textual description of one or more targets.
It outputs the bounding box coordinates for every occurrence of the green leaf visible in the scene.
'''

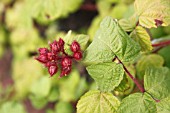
[12,58,43,99]
[29,95,48,109]
[144,67,170,100]
[136,54,164,79]
[87,62,124,92]
[0,101,26,113]
[130,26,152,52]
[118,93,156,113]
[156,96,170,113]
[26,0,83,23]
[5,1,33,29]
[84,16,141,64]
[119,16,138,32]
[30,76,51,98]
[115,64,135,95]
[59,70,80,101]
[55,101,74,113]
[77,90,120,113]
[48,88,59,102]
[134,0,170,28]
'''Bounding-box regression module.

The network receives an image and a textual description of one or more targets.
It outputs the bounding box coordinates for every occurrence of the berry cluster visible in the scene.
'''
[35,38,82,78]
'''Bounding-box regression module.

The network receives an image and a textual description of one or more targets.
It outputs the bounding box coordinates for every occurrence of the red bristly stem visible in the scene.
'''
[116,57,145,93]
[152,40,170,47]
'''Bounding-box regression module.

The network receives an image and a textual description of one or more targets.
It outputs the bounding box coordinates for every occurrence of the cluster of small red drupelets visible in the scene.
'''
[35,38,82,78]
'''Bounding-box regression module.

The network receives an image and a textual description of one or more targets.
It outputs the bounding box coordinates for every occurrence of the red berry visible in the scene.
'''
[73,51,82,60]
[35,55,48,63]
[47,52,56,60]
[61,57,72,67]
[60,66,71,77]
[70,41,80,52]
[50,40,61,53]
[48,65,58,77]
[45,61,56,68]
[58,38,65,46]
[38,48,49,55]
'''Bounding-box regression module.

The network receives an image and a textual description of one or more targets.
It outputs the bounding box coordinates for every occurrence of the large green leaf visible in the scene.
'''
[118,93,156,113]
[84,16,141,64]
[144,67,170,100]
[77,90,120,113]
[156,96,170,113]
[134,0,170,28]
[130,26,152,52]
[87,62,124,92]
[136,54,164,79]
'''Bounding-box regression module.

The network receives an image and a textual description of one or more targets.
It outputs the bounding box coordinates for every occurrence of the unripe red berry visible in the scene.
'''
[47,52,56,60]
[59,38,65,46]
[38,48,49,55]
[61,57,72,67]
[73,51,82,60]
[60,66,71,77]
[48,65,58,77]
[70,41,80,52]
[35,55,48,63]
[50,40,61,53]
[45,61,56,68]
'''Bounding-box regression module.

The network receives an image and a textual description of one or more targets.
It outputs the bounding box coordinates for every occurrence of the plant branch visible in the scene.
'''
[116,57,145,93]
[80,4,97,11]
[152,40,170,47]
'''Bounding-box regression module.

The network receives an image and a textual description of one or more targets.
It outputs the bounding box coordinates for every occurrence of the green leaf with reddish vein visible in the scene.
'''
[144,67,170,100]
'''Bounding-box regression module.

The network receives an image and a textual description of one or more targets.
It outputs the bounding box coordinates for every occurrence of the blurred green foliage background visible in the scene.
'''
[0,0,170,113]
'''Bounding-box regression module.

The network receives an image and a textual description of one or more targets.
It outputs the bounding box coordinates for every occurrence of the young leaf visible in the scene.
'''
[62,31,89,51]
[87,62,124,92]
[77,90,120,113]
[156,96,170,113]
[144,67,170,100]
[118,93,156,113]
[130,26,152,52]
[119,16,138,32]
[115,64,135,95]
[84,16,141,64]
[134,0,170,28]
[136,54,164,79]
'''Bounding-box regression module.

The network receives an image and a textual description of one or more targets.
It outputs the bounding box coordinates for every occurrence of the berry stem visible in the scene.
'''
[152,40,170,47]
[116,57,145,93]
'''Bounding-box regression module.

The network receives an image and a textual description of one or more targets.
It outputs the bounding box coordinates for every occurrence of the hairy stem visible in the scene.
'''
[152,40,170,47]
[116,57,145,93]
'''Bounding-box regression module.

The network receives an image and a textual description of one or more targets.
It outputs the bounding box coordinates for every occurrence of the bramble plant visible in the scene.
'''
[34,0,170,113]
[33,0,170,113]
